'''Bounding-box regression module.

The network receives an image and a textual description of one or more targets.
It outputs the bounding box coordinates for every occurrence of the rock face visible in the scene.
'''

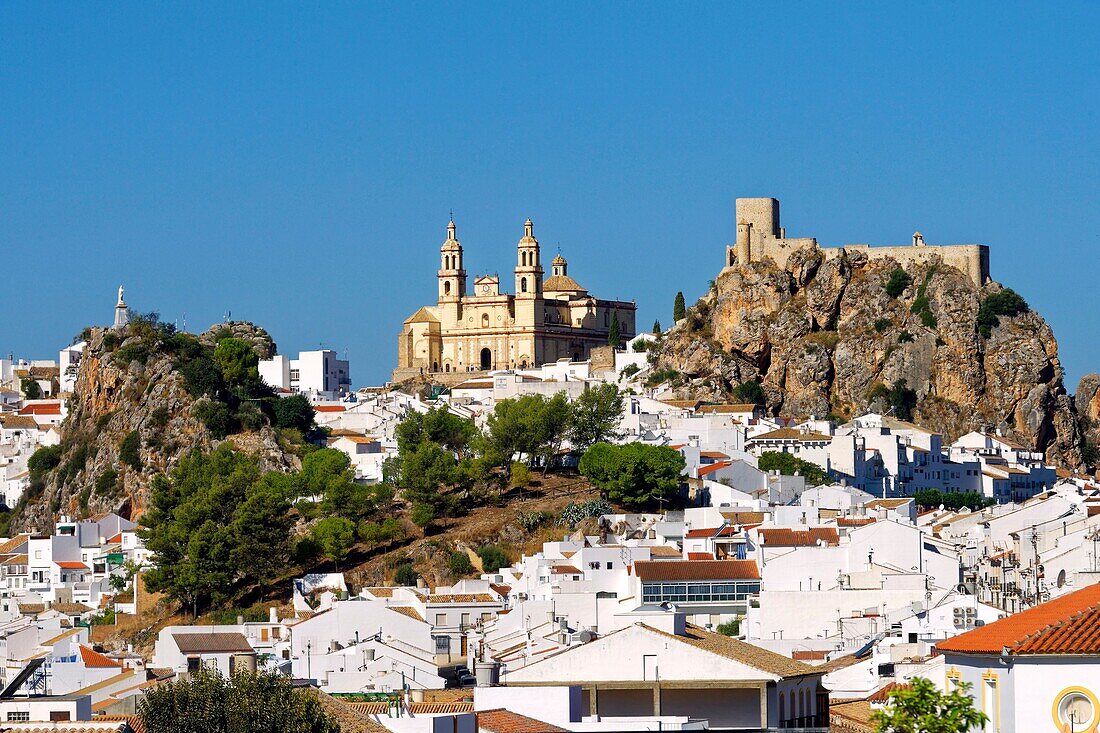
[654,248,1085,468]
[15,322,297,532]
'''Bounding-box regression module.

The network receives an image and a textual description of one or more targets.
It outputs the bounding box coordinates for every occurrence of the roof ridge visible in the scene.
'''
[1016,602,1100,650]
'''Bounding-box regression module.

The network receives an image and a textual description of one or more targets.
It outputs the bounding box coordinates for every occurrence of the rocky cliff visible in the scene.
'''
[15,321,299,532]
[652,247,1085,468]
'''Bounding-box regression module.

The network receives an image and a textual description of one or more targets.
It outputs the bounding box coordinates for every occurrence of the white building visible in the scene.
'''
[259,349,351,397]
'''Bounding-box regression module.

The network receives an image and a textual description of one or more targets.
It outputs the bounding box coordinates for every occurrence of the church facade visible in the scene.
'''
[393,219,636,381]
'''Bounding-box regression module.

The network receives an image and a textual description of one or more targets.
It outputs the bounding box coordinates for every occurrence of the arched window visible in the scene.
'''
[444,281,451,295]
[521,277,527,293]
[779,693,786,724]
[481,313,489,328]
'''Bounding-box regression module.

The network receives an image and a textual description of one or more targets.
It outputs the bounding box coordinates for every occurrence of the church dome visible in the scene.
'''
[552,253,567,265]
[441,219,462,251]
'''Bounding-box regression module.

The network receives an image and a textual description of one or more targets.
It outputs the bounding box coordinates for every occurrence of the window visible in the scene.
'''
[641,580,760,604]
[50,711,71,722]
[7,712,30,722]
[606,562,613,570]
[433,636,450,655]
[521,277,527,293]
[461,613,471,627]
[435,613,447,626]
[187,657,200,673]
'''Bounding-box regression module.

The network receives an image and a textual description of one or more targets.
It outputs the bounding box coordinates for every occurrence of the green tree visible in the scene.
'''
[139,667,339,733]
[119,430,143,470]
[394,562,419,587]
[194,399,235,439]
[757,451,828,485]
[27,445,62,481]
[230,473,293,591]
[477,544,510,572]
[579,443,685,508]
[448,551,474,576]
[608,311,621,348]
[885,268,913,298]
[213,337,261,391]
[732,380,766,407]
[273,394,314,432]
[20,377,42,400]
[872,677,987,733]
[652,319,662,334]
[673,291,686,322]
[399,441,457,516]
[887,379,919,421]
[569,384,625,451]
[311,517,356,571]
[396,407,477,457]
[484,393,571,472]
[977,288,1029,338]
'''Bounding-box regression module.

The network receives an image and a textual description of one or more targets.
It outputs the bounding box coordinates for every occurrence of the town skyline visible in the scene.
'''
[2,4,1098,386]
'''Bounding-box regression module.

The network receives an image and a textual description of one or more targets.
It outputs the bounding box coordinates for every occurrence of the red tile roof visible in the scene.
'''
[837,517,877,527]
[633,559,760,581]
[758,527,839,547]
[686,552,713,560]
[80,645,122,668]
[19,402,61,415]
[937,583,1100,655]
[476,708,567,733]
[697,461,733,477]
[55,561,89,570]
[314,405,346,412]
[867,681,911,703]
[684,526,740,538]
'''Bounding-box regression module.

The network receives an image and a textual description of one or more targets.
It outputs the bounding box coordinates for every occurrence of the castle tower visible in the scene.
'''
[514,218,543,298]
[736,220,752,264]
[438,219,466,302]
[113,285,129,329]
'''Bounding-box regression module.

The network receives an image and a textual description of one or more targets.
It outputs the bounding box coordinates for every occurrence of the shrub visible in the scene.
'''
[732,380,766,406]
[646,368,680,387]
[873,318,891,333]
[194,400,235,439]
[477,544,510,573]
[448,551,473,576]
[394,562,419,587]
[716,618,740,636]
[95,469,119,497]
[20,377,42,400]
[113,342,150,367]
[119,431,143,470]
[150,406,170,429]
[517,510,552,533]
[28,445,63,481]
[631,337,649,352]
[96,411,116,431]
[559,499,613,527]
[510,462,531,489]
[236,402,265,432]
[101,332,120,350]
[273,394,315,433]
[977,288,1028,338]
[757,451,828,485]
[885,268,912,298]
[409,502,437,528]
[898,331,915,344]
[620,363,640,380]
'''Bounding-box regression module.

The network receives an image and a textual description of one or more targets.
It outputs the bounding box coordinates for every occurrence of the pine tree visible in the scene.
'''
[608,311,621,348]
[673,291,686,322]
[652,319,661,334]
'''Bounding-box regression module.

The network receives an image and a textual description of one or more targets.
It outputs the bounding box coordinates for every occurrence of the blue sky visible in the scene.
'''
[1,4,1097,387]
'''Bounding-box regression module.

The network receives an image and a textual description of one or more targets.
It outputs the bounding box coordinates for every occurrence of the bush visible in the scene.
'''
[579,443,685,508]
[645,368,680,387]
[517,510,552,533]
[119,431,142,470]
[28,445,63,481]
[113,342,150,367]
[150,406,171,430]
[716,619,740,636]
[394,563,419,587]
[273,394,315,433]
[977,288,1028,338]
[20,377,42,400]
[885,268,912,298]
[631,337,649,352]
[236,402,265,432]
[620,363,640,380]
[409,502,437,528]
[95,469,119,497]
[477,544,510,573]
[732,380,766,406]
[510,462,531,489]
[757,451,828,485]
[194,400,235,439]
[873,318,891,333]
[898,331,914,343]
[559,499,613,527]
[448,551,474,576]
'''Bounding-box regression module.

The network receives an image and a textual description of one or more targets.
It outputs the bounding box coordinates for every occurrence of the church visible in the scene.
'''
[393,219,636,381]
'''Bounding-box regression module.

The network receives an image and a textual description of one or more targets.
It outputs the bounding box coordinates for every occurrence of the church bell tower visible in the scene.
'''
[438,219,466,302]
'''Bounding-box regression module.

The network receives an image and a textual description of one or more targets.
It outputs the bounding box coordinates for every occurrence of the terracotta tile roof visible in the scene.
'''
[314,405,346,412]
[364,586,395,598]
[306,689,390,732]
[686,552,713,560]
[422,688,474,703]
[542,274,586,293]
[791,649,829,661]
[18,602,45,614]
[697,461,733,477]
[758,527,839,547]
[388,605,425,622]
[830,699,877,733]
[647,545,683,557]
[80,645,122,668]
[489,583,512,596]
[684,526,740,538]
[1,724,130,733]
[172,631,252,653]
[4,553,29,565]
[40,628,82,646]
[720,510,767,524]
[633,559,760,581]
[0,534,30,554]
[427,593,498,603]
[751,427,833,442]
[699,450,730,459]
[658,400,700,410]
[19,402,61,415]
[56,561,90,569]
[937,583,1100,655]
[344,702,388,714]
[549,565,581,575]
[865,498,913,509]
[53,602,93,614]
[867,681,911,703]
[476,708,568,733]
[696,403,758,414]
[837,517,877,527]
[0,415,39,429]
[644,623,819,678]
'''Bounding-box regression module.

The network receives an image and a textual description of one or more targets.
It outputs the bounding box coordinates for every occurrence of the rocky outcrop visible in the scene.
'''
[15,322,296,532]
[653,248,1085,468]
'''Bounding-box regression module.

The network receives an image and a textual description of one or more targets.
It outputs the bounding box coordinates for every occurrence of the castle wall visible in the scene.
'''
[823,243,990,285]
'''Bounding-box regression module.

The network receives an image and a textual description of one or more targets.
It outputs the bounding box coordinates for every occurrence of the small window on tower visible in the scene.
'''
[444,282,451,295]
[521,278,527,293]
